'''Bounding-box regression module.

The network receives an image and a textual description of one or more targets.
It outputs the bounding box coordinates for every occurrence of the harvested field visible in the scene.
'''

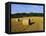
[11,16,43,32]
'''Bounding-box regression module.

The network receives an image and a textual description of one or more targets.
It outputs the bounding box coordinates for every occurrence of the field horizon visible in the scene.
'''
[11,13,43,18]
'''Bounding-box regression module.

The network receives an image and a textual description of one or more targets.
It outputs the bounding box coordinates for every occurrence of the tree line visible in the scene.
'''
[11,13,44,18]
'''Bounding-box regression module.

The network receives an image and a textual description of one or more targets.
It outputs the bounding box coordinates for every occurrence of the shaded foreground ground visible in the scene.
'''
[11,16,43,32]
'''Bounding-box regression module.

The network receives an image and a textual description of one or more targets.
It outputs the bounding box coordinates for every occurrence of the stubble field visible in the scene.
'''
[11,16,43,32]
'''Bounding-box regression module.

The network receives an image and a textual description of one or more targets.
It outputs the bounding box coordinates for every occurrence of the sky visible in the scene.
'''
[11,4,43,14]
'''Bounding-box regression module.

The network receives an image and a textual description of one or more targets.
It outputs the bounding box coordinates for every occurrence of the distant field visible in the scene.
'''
[11,16,43,32]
